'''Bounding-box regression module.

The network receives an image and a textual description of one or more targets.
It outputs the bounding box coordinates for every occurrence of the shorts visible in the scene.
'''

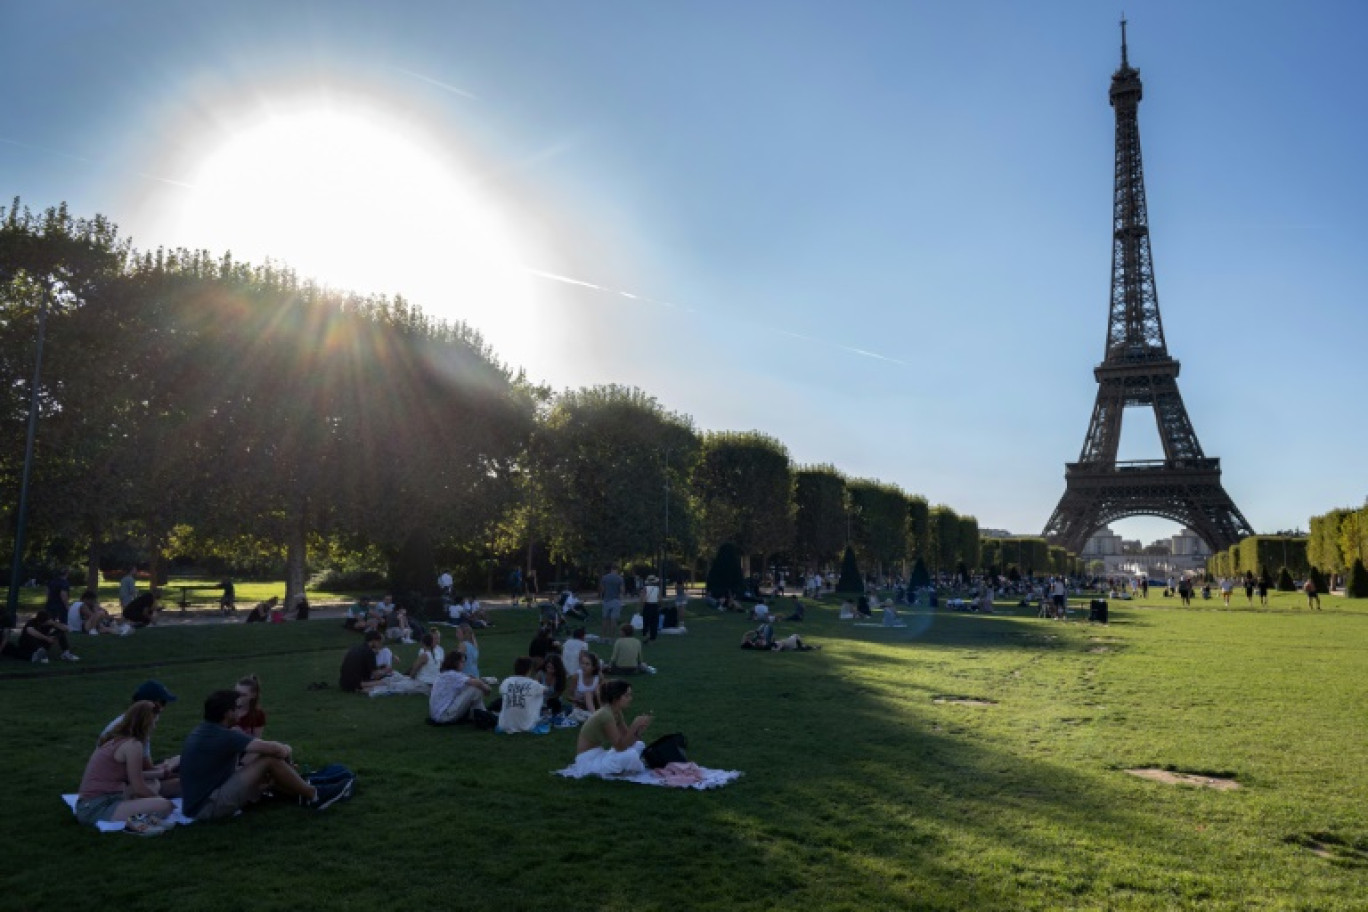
[602,599,622,621]
[193,767,265,821]
[75,793,124,826]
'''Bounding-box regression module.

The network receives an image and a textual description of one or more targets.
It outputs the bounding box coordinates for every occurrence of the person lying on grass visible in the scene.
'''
[180,689,352,820]
[339,631,389,693]
[569,680,653,776]
[76,701,175,834]
[607,623,654,674]
[428,649,491,724]
[101,680,182,797]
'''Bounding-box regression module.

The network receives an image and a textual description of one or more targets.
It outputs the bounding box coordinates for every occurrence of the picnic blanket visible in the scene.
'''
[555,761,742,790]
[62,794,195,832]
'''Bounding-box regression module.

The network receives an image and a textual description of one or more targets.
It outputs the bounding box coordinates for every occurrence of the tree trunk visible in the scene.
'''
[284,520,307,612]
[85,529,101,595]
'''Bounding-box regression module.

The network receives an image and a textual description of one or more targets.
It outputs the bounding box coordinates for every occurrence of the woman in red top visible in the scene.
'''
[234,674,266,738]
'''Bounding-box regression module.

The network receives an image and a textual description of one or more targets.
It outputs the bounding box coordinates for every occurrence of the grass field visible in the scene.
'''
[4,588,1368,911]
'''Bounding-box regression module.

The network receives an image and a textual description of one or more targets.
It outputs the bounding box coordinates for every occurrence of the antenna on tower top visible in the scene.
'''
[1120,15,1129,68]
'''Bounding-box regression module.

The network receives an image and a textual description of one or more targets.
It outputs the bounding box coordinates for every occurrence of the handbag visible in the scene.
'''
[642,732,688,769]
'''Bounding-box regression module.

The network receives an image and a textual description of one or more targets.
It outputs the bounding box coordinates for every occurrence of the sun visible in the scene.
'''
[161,103,542,356]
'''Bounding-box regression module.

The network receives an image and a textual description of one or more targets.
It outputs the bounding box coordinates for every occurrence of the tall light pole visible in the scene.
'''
[6,285,52,626]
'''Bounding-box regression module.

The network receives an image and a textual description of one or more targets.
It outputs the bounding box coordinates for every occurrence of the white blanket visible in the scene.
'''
[62,794,195,832]
[555,762,743,790]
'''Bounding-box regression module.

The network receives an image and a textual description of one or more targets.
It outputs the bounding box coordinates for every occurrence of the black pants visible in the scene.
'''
[662,605,679,629]
[642,603,660,641]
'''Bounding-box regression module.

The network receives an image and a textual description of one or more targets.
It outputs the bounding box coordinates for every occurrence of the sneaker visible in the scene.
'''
[31,651,48,664]
[89,629,100,636]
[60,651,80,662]
[645,665,658,675]
[304,776,354,810]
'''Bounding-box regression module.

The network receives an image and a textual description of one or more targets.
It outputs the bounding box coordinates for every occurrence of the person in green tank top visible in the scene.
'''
[576,680,652,756]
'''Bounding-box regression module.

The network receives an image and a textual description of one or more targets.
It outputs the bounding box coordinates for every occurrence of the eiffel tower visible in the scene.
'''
[1043,21,1253,555]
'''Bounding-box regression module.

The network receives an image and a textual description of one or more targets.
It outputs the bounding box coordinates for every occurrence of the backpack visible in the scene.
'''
[304,763,355,789]
[642,732,689,769]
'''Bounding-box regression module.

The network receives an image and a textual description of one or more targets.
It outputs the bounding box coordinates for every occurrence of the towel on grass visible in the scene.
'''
[555,761,742,790]
[62,795,195,832]
[854,621,907,628]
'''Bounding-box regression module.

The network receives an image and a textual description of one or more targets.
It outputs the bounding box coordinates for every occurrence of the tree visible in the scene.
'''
[705,542,745,598]
[846,479,909,578]
[793,465,846,570]
[1276,567,1295,591]
[836,544,862,595]
[906,496,930,565]
[928,506,960,574]
[694,432,793,573]
[957,515,980,574]
[909,556,930,588]
[534,385,700,570]
[1347,558,1368,598]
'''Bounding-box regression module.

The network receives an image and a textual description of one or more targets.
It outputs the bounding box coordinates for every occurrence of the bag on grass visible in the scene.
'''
[642,732,688,769]
[304,763,354,788]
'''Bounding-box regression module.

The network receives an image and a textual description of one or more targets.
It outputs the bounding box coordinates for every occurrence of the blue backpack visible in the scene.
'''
[304,764,355,789]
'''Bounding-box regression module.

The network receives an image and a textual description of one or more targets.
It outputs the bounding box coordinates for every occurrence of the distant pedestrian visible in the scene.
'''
[119,567,138,608]
[1304,578,1321,610]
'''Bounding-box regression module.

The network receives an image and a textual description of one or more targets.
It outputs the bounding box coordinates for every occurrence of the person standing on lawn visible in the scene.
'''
[599,565,624,638]
[641,575,662,642]
[44,567,72,624]
[180,689,352,820]
[119,566,138,609]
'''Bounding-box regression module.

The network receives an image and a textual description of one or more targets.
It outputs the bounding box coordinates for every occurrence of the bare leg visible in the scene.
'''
[110,796,175,821]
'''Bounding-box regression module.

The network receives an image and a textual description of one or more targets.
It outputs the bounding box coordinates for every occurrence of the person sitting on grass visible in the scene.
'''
[454,623,483,679]
[100,680,182,798]
[180,689,353,821]
[122,590,162,627]
[572,651,604,713]
[782,596,805,622]
[528,623,558,661]
[385,606,415,643]
[428,650,491,724]
[496,657,546,733]
[245,597,276,624]
[233,674,267,738]
[344,596,377,633]
[569,680,653,777]
[607,623,654,674]
[838,600,858,620]
[406,630,445,692]
[856,595,873,618]
[69,590,125,636]
[339,631,388,693]
[76,701,175,835]
[561,627,589,672]
[537,653,569,717]
[1,610,80,663]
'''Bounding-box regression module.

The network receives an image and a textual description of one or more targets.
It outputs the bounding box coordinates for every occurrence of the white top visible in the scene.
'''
[375,647,394,670]
[68,602,86,631]
[414,646,444,686]
[562,638,588,671]
[429,670,474,720]
[497,676,545,732]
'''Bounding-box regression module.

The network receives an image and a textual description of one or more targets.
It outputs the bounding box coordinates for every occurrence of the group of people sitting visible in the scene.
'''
[74,675,354,834]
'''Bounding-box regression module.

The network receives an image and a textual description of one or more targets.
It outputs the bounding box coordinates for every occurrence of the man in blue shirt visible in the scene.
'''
[180,690,353,821]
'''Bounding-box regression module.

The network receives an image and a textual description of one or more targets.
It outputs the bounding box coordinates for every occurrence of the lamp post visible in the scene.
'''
[6,285,51,627]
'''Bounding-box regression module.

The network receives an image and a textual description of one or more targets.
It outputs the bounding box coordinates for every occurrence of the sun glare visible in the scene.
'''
[161,104,543,361]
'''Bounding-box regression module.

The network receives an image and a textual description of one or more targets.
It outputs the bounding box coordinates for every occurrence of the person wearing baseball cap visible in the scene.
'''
[100,680,181,797]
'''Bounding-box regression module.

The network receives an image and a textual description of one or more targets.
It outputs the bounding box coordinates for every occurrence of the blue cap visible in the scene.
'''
[132,680,177,704]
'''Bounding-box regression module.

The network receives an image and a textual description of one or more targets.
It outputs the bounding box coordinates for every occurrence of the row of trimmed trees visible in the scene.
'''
[1204,506,1368,598]
[2,200,1011,613]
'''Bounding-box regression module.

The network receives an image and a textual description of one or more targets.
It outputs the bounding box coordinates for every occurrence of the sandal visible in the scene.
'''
[124,813,167,836]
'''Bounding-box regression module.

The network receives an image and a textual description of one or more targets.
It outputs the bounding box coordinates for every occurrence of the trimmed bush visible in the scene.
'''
[909,557,931,589]
[1347,558,1368,598]
[706,543,745,598]
[836,545,863,595]
[1277,567,1296,592]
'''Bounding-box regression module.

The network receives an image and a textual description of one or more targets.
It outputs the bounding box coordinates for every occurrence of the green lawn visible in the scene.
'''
[4,589,1368,911]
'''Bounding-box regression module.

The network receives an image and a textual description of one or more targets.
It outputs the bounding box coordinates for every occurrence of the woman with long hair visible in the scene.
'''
[569,680,653,776]
[571,651,603,713]
[233,675,266,738]
[75,701,174,834]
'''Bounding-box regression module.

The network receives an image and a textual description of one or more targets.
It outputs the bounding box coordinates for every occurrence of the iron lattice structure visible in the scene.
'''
[1043,23,1253,555]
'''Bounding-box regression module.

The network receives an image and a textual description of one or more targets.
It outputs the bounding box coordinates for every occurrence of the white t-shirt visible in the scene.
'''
[375,647,394,670]
[68,602,86,631]
[562,638,588,671]
[429,670,475,721]
[498,676,545,732]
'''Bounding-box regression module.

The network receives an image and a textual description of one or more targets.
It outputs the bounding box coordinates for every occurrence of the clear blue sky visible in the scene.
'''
[4,0,1365,546]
